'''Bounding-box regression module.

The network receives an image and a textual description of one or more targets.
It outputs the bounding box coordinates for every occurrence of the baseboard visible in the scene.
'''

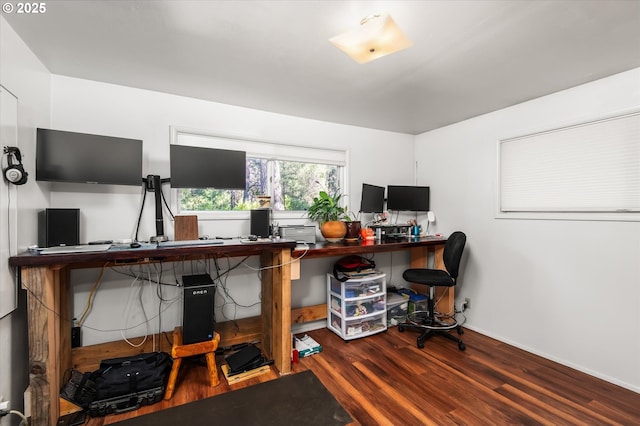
[462,323,640,394]
[291,319,325,335]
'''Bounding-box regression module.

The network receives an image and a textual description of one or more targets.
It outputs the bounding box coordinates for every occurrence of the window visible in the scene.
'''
[171,128,347,217]
[498,109,640,221]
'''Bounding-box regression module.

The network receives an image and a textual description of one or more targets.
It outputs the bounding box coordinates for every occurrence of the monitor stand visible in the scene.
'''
[144,174,170,242]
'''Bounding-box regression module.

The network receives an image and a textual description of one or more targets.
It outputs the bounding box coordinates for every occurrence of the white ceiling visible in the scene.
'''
[4,0,640,135]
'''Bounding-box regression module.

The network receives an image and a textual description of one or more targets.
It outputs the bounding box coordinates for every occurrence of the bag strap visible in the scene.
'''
[333,263,349,282]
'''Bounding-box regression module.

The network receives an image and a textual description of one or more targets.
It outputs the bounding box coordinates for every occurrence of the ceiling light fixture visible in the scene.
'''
[329,13,413,64]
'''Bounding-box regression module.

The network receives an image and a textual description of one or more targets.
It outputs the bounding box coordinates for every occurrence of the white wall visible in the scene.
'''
[0,16,51,425]
[415,68,640,392]
[49,75,416,345]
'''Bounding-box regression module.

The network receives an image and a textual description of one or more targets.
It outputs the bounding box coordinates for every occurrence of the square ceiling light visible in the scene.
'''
[329,13,413,64]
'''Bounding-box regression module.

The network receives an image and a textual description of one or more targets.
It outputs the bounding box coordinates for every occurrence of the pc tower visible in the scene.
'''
[182,274,216,344]
[38,208,80,247]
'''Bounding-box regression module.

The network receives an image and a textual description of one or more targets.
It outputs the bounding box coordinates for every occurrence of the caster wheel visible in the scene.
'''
[417,340,425,349]
[458,342,466,351]
[398,325,405,332]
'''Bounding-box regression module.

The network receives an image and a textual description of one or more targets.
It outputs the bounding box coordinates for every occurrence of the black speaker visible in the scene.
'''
[250,209,271,238]
[38,208,80,247]
[182,274,215,345]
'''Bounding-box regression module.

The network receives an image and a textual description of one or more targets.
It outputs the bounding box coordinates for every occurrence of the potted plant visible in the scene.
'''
[307,190,347,242]
[343,212,362,241]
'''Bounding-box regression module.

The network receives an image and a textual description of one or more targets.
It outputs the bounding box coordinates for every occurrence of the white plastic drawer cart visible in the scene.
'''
[327,273,387,340]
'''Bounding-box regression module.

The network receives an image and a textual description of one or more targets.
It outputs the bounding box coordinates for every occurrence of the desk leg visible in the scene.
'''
[261,248,292,375]
[22,265,71,426]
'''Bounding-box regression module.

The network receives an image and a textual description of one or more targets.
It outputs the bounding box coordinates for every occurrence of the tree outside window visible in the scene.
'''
[178,158,341,212]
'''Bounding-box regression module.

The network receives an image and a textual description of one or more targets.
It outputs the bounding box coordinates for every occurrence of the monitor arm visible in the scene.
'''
[143,174,171,242]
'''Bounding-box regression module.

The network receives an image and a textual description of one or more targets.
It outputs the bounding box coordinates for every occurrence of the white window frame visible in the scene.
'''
[496,108,640,222]
[170,127,349,220]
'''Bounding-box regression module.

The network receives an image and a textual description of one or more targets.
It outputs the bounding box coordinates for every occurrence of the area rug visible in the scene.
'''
[114,370,352,425]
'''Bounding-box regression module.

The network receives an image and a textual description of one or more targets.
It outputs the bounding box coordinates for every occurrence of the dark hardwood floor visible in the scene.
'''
[88,327,640,425]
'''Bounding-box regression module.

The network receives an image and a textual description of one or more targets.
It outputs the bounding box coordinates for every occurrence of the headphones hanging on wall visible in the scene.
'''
[3,146,28,185]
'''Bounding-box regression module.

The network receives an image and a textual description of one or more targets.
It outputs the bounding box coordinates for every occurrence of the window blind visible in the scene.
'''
[173,128,346,166]
[499,111,640,213]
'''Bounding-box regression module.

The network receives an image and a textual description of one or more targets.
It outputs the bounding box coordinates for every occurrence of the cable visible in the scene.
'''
[160,186,175,220]
[9,410,29,425]
[134,183,147,242]
[120,271,148,347]
[5,177,15,257]
[21,279,181,334]
[77,264,108,327]
[240,243,310,272]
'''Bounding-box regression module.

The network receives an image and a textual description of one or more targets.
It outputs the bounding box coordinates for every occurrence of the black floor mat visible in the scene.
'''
[114,370,352,425]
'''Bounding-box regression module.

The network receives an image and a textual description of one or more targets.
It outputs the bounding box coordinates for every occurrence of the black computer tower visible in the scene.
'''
[38,208,80,247]
[182,274,216,345]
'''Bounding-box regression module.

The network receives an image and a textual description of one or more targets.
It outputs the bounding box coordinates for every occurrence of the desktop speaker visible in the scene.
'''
[38,208,80,247]
[250,209,271,238]
[174,215,198,240]
[182,274,216,345]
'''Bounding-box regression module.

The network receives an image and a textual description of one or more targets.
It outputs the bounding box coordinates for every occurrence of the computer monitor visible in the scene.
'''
[386,185,430,211]
[36,128,143,186]
[170,144,246,189]
[360,183,385,213]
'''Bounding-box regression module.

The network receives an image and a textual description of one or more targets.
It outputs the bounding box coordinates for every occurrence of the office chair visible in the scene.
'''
[398,231,467,350]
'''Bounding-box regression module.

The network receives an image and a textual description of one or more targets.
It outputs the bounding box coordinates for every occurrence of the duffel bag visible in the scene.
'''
[93,351,172,401]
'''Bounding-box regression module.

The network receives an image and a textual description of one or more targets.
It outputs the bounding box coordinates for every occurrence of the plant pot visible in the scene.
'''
[344,221,361,241]
[320,221,347,242]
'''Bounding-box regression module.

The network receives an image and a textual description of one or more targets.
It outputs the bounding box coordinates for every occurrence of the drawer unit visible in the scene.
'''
[327,273,387,340]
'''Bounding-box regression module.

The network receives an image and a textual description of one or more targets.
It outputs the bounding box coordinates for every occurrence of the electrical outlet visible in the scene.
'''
[464,297,471,310]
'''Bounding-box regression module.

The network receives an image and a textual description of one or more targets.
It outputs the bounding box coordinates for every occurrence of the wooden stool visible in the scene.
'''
[164,326,220,400]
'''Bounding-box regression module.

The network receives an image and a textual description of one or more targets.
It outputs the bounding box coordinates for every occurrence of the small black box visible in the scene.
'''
[71,326,81,348]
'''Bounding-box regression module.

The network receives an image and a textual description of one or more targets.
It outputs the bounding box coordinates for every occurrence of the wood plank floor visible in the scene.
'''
[87,327,640,425]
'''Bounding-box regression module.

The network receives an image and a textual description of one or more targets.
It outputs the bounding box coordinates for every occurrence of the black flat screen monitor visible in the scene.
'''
[360,183,385,213]
[36,128,143,186]
[386,185,430,211]
[170,145,246,189]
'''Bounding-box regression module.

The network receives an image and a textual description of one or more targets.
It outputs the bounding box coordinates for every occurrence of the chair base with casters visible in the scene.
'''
[398,231,467,351]
[398,285,465,350]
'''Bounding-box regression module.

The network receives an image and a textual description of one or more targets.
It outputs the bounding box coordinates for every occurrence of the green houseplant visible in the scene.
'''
[307,191,347,242]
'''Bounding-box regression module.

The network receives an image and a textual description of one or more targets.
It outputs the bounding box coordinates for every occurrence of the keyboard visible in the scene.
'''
[39,244,112,255]
[157,239,224,248]
[240,238,275,244]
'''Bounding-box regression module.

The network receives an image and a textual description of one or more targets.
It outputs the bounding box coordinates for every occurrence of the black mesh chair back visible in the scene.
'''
[443,231,466,281]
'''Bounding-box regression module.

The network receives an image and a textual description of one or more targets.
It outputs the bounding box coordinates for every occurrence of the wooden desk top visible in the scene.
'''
[293,236,447,259]
[9,239,297,268]
[9,236,446,268]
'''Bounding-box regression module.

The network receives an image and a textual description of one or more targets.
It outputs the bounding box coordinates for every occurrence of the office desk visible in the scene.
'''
[290,236,450,323]
[10,236,446,426]
[9,240,295,426]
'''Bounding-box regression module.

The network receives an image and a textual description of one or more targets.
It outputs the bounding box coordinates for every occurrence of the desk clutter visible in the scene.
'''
[221,343,273,384]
